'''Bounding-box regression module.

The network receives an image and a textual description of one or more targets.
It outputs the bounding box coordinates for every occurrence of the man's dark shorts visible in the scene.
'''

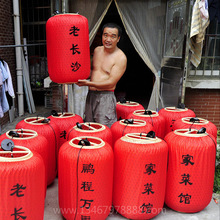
[84,90,117,128]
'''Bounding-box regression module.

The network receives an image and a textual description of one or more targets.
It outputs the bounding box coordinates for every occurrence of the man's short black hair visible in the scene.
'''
[102,23,122,37]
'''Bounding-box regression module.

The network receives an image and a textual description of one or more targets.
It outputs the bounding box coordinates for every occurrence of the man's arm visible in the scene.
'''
[76,54,127,89]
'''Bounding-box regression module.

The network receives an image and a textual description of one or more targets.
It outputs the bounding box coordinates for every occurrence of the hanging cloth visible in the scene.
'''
[0,61,15,118]
[3,61,15,98]
[189,0,210,67]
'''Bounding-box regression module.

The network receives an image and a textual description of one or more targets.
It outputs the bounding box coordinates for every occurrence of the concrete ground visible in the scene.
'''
[1,106,220,220]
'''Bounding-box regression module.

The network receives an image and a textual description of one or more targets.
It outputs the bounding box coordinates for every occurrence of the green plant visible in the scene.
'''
[214,131,220,194]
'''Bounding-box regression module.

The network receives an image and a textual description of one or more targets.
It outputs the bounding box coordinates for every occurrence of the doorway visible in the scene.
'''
[90,1,154,108]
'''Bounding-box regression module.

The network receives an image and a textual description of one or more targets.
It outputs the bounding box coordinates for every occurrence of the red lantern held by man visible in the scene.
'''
[46,13,90,84]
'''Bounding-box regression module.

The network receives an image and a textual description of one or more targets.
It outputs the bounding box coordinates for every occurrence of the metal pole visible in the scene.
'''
[12,0,24,116]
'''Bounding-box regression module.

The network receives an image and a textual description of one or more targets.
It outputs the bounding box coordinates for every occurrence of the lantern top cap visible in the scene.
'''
[121,133,162,144]
[174,128,208,137]
[0,144,33,162]
[117,101,140,106]
[119,118,146,126]
[133,109,159,117]
[6,129,38,140]
[164,107,188,112]
[69,136,105,149]
[74,122,106,132]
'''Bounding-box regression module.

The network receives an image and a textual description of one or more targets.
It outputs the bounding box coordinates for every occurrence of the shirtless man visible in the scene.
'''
[76,23,127,127]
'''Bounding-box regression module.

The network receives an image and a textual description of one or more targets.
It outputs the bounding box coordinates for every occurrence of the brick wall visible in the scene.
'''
[0,0,17,128]
[184,88,220,130]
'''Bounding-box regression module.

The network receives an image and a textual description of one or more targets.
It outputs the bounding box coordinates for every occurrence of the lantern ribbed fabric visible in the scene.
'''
[159,107,196,136]
[67,122,113,147]
[127,110,166,139]
[0,145,45,220]
[46,13,90,84]
[164,129,216,213]
[16,117,60,185]
[113,133,168,219]
[172,117,217,140]
[58,136,113,220]
[0,129,49,188]
[111,119,154,147]
[48,112,83,149]
[116,101,144,120]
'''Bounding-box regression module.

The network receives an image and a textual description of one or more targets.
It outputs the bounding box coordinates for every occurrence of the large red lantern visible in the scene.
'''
[58,136,113,220]
[46,13,90,83]
[111,119,154,146]
[116,101,144,120]
[173,117,217,140]
[67,122,113,147]
[127,109,166,139]
[16,117,60,185]
[0,143,45,220]
[164,129,216,213]
[48,112,83,148]
[113,133,168,219]
[0,129,49,188]
[159,107,195,136]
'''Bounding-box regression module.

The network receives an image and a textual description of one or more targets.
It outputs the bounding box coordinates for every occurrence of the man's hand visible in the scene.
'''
[76,79,90,87]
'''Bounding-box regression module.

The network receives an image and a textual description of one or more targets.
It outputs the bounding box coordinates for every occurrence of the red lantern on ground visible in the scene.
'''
[164,129,216,213]
[111,119,154,146]
[113,133,168,219]
[16,117,60,185]
[46,13,90,83]
[67,122,113,147]
[48,112,83,148]
[0,129,49,187]
[172,117,217,140]
[116,101,144,120]
[0,143,45,220]
[159,107,195,136]
[58,136,113,220]
[127,109,166,139]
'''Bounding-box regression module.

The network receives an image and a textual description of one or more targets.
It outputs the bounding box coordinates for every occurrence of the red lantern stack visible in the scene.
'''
[67,122,113,146]
[113,133,168,219]
[127,109,166,139]
[58,136,113,220]
[164,129,216,213]
[159,107,196,136]
[111,119,154,146]
[116,101,144,120]
[173,117,217,140]
[48,112,83,149]
[46,13,90,83]
[0,144,45,220]
[0,129,49,187]
[16,117,60,185]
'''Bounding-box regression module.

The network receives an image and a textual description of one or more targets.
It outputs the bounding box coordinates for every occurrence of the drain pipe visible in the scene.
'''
[12,0,24,116]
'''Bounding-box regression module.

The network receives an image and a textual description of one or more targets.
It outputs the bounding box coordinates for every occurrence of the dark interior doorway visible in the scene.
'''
[90,1,154,108]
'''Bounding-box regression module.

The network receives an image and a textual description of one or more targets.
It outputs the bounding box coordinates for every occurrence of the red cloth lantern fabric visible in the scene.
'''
[159,107,195,136]
[172,117,217,140]
[164,129,216,213]
[111,119,154,147]
[127,110,166,139]
[67,122,113,147]
[116,101,144,120]
[0,145,45,220]
[58,136,113,220]
[46,13,90,84]
[48,112,83,149]
[16,117,60,185]
[113,133,168,219]
[0,129,49,188]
